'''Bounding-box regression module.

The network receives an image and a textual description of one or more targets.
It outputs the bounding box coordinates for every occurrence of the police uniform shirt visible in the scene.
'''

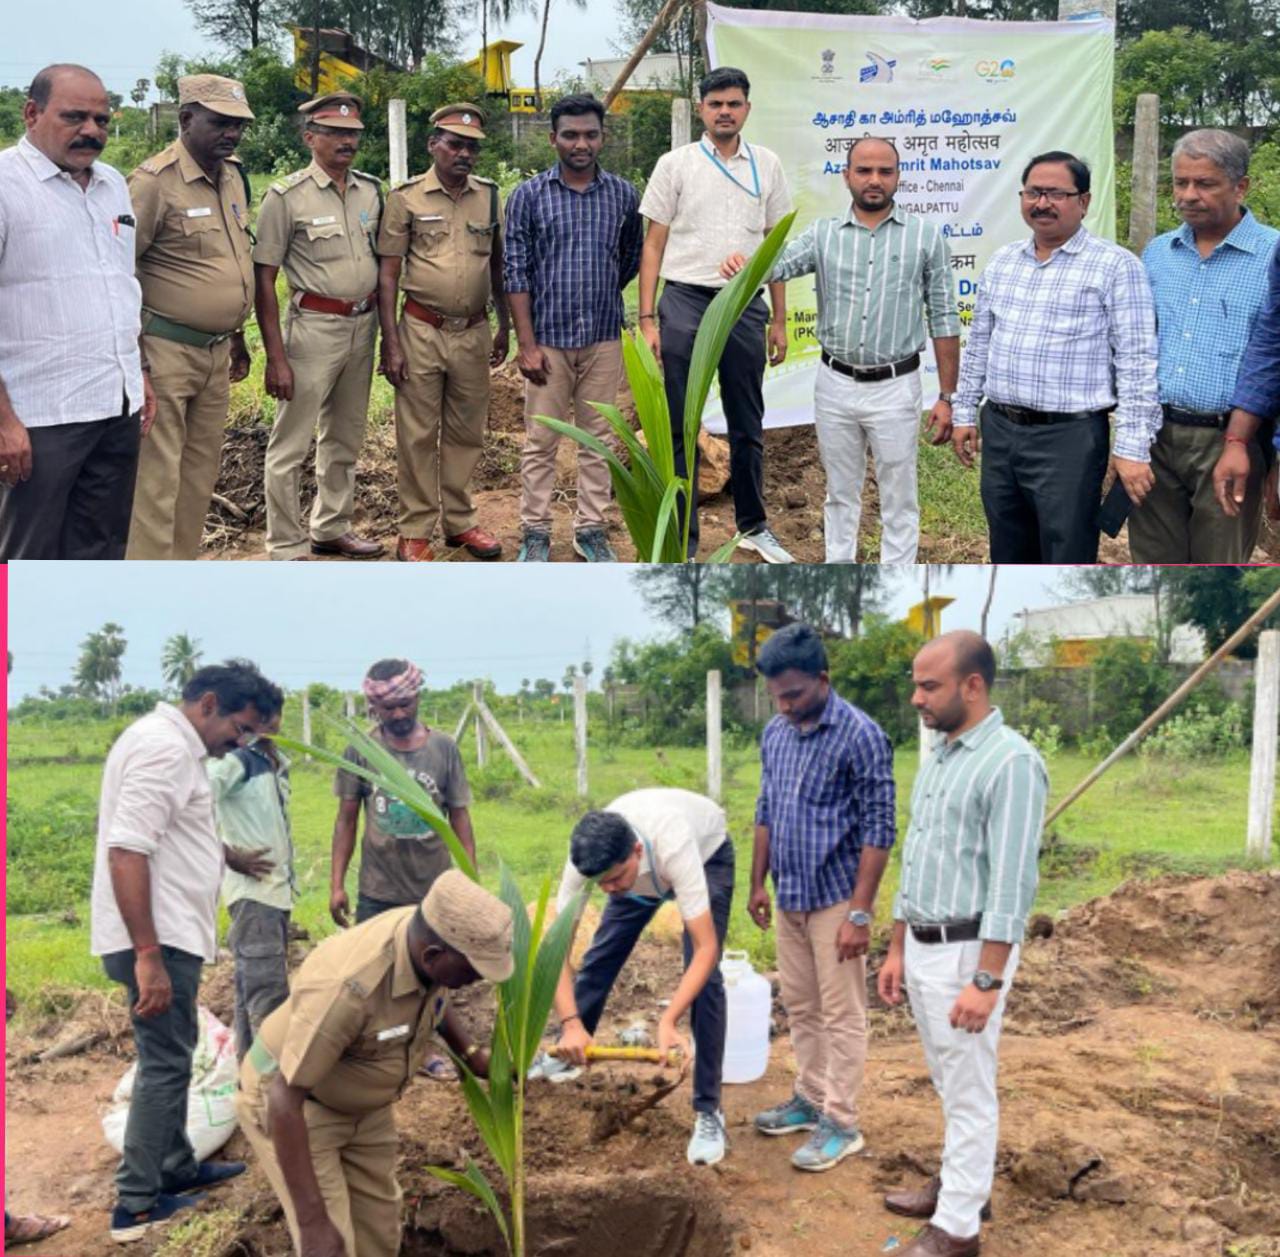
[254,162,382,303]
[129,138,254,333]
[254,906,445,1116]
[376,167,502,317]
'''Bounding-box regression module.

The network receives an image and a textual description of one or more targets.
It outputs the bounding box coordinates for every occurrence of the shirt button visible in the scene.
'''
[1178,367,1185,373]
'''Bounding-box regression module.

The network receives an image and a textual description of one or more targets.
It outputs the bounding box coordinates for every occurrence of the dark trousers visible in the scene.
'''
[227,900,291,1061]
[573,841,735,1114]
[355,893,408,924]
[978,402,1109,563]
[659,282,768,555]
[102,946,203,1212]
[0,403,140,560]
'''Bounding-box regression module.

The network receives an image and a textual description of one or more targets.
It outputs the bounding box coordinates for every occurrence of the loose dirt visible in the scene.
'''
[7,870,1280,1256]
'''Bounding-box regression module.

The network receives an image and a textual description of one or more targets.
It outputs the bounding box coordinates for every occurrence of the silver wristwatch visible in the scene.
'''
[847,909,872,927]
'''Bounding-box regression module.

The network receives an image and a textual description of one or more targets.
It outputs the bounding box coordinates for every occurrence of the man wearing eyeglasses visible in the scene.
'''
[951,151,1161,563]
[377,103,511,562]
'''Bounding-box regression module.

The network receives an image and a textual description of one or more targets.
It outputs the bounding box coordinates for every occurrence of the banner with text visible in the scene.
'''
[703,5,1115,433]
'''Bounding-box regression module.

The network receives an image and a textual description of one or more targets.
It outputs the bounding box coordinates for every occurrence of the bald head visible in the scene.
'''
[29,64,103,110]
[931,630,997,691]
[912,631,996,738]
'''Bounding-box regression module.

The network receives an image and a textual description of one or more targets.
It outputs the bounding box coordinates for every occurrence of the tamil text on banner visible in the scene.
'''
[701,5,1116,433]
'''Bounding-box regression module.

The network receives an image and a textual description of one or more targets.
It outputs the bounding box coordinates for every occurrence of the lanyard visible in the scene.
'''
[626,832,674,905]
[699,139,760,200]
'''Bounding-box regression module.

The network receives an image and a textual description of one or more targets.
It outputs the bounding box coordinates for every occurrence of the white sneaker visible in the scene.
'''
[687,1109,727,1166]
[739,528,795,564]
[526,1050,581,1083]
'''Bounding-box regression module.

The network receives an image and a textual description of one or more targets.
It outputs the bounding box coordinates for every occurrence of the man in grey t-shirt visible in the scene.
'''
[330,658,476,925]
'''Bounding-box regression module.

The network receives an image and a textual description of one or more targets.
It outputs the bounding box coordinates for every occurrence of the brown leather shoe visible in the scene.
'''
[311,532,386,559]
[885,1177,992,1222]
[445,525,502,560]
[395,537,436,562]
[894,1223,980,1257]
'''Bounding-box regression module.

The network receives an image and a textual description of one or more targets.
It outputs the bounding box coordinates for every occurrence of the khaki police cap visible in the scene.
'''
[299,91,365,131]
[178,74,255,121]
[430,102,486,141]
[422,870,513,982]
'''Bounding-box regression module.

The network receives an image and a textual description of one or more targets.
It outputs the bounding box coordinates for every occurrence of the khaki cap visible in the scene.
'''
[423,870,513,982]
[178,73,254,120]
[300,91,365,130]
[430,102,486,140]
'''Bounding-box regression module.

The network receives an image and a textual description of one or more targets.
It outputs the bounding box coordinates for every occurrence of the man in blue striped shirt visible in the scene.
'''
[1135,130,1278,562]
[878,631,1046,1257]
[504,94,643,563]
[748,623,895,1173]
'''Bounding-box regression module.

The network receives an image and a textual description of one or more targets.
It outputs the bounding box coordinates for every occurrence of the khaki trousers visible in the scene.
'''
[776,901,868,1130]
[235,1088,400,1257]
[265,306,377,559]
[520,340,623,532]
[1127,422,1265,563]
[394,314,492,538]
[128,335,231,560]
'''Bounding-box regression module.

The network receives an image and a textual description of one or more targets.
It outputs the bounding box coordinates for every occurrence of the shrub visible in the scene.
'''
[1140,702,1248,759]
[826,617,925,746]
[7,794,98,914]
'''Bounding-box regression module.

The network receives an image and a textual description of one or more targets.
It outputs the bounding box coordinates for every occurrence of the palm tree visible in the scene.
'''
[75,622,127,713]
[161,632,203,692]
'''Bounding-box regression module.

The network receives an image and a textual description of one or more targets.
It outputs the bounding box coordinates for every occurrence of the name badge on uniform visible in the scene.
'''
[311,215,337,226]
[376,1024,411,1041]
[415,214,445,222]
[185,207,213,218]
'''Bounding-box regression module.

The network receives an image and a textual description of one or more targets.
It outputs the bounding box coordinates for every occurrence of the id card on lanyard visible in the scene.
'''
[699,140,761,200]
[625,833,675,906]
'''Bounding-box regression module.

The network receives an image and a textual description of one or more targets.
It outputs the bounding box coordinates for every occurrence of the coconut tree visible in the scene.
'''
[160,632,203,692]
[75,622,127,713]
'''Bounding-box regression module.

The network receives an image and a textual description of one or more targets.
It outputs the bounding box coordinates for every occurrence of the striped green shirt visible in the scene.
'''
[893,708,1047,944]
[770,201,960,366]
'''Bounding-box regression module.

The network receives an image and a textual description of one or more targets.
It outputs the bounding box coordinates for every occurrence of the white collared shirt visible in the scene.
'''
[90,703,222,963]
[640,135,792,288]
[0,136,144,428]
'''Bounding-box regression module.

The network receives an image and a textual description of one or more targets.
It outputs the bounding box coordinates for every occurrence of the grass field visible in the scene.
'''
[6,709,1269,1015]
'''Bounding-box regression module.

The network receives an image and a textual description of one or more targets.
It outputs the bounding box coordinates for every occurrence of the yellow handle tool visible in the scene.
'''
[550,1045,682,1067]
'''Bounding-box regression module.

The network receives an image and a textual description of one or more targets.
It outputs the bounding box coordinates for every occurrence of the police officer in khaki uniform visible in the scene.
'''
[377,103,510,562]
[254,93,385,561]
[127,74,255,560]
[235,870,511,1257]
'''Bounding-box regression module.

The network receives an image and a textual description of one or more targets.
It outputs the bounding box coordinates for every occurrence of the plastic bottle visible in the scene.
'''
[719,949,771,1083]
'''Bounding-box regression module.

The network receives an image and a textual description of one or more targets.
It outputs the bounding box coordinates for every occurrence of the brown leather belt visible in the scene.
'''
[298,290,377,317]
[822,350,921,383]
[403,296,486,330]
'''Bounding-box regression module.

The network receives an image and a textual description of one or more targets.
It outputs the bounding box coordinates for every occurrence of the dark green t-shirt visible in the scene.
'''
[334,729,471,906]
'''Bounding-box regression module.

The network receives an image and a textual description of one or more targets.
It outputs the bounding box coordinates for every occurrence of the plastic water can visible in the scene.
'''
[720,949,771,1083]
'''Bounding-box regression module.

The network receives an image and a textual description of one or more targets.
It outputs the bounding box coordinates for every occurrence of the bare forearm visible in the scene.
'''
[378,257,403,349]
[751,823,771,891]
[448,806,476,868]
[255,267,286,359]
[553,958,579,1021]
[768,280,786,327]
[933,336,960,392]
[507,291,537,350]
[107,849,159,949]
[638,236,664,316]
[1226,408,1263,440]
[330,817,357,892]
[665,936,716,1026]
[976,940,1013,978]
[848,846,890,914]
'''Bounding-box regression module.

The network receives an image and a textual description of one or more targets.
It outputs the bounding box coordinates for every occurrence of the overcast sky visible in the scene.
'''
[3,1,627,101]
[7,564,1068,702]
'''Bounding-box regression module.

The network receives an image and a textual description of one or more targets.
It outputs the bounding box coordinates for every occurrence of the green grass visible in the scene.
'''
[6,715,1270,1014]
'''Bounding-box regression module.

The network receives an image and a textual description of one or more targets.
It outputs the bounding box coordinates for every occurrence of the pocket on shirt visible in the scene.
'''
[303,221,348,261]
[466,220,496,256]
[180,214,226,259]
[347,1025,413,1062]
[411,220,450,256]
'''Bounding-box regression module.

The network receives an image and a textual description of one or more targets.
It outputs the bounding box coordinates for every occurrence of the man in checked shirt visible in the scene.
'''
[878,631,1047,1257]
[951,151,1161,563]
[748,623,896,1173]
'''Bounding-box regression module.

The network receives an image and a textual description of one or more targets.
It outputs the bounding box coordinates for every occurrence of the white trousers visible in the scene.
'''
[904,933,1020,1239]
[812,362,923,565]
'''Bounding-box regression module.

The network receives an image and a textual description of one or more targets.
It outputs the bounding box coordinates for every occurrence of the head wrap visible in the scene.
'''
[362,661,423,706]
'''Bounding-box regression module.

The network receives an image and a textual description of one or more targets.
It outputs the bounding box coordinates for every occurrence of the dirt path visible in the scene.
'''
[7,870,1280,1256]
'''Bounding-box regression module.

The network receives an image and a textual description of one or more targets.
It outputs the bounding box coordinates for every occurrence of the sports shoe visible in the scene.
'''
[171,1160,246,1193]
[526,1049,581,1083]
[517,529,551,562]
[753,1091,820,1136]
[790,1115,865,1171]
[687,1109,728,1166]
[109,1193,204,1244]
[739,527,794,564]
[573,528,617,563]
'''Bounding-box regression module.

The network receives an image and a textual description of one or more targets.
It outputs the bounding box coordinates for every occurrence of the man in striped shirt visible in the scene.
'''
[952,151,1161,563]
[504,94,643,563]
[878,631,1047,1257]
[749,623,896,1172]
[722,138,960,563]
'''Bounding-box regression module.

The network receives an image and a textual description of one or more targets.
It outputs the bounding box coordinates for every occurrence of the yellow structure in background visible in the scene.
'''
[290,27,397,95]
[903,596,954,640]
[1051,637,1147,668]
[730,600,794,668]
[464,41,542,113]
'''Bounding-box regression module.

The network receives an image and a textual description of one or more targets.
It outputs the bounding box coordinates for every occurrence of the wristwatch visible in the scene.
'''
[972,970,1004,992]
[938,391,955,404]
[847,909,872,927]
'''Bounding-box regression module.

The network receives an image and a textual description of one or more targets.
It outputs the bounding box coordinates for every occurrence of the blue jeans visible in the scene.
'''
[572,841,735,1113]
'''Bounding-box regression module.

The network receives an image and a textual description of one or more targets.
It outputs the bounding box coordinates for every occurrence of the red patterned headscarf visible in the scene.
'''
[362,661,423,706]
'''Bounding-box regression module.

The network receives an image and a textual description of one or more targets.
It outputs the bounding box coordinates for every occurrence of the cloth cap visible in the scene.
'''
[430,102,486,140]
[177,74,254,120]
[300,92,365,131]
[422,870,514,982]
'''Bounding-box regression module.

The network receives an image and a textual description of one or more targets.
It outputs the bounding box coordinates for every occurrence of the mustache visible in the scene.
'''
[69,137,104,150]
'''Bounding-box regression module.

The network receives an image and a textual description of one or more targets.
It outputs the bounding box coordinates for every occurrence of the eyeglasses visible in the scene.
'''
[1019,187,1083,204]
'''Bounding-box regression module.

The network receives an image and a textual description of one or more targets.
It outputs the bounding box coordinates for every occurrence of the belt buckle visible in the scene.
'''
[351,296,371,315]
[444,314,469,332]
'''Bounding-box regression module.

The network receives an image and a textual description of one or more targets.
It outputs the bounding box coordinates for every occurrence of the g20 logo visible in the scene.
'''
[976,58,1016,79]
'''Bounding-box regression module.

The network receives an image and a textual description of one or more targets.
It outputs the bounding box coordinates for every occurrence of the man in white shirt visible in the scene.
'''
[0,63,155,559]
[534,788,735,1167]
[638,67,794,562]
[91,660,283,1244]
